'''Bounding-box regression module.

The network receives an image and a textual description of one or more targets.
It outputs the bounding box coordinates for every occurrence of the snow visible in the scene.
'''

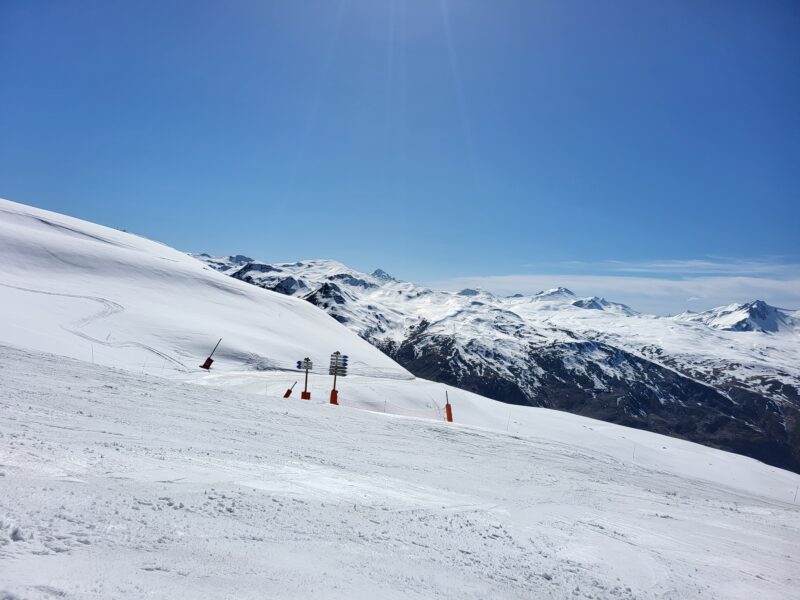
[571,296,637,316]
[199,255,800,406]
[0,199,407,380]
[674,300,800,334]
[2,197,800,598]
[533,287,577,300]
[3,345,800,599]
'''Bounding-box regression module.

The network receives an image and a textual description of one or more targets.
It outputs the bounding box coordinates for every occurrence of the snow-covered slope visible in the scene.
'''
[3,346,800,600]
[0,199,406,379]
[196,255,800,473]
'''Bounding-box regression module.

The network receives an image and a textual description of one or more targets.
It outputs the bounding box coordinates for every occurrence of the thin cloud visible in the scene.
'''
[519,257,800,278]
[601,258,800,277]
[424,273,800,316]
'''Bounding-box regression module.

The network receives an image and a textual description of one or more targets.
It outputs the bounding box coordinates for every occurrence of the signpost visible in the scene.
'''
[296,357,313,399]
[328,351,349,405]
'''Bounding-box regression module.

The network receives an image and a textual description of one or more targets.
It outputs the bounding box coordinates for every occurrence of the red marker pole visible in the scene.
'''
[283,381,297,398]
[199,338,222,370]
[445,391,453,423]
[330,370,338,405]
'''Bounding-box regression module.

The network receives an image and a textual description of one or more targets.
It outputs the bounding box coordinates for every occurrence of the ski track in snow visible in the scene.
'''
[1,346,799,600]
[0,282,189,372]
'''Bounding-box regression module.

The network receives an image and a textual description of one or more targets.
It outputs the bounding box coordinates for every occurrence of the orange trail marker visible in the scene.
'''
[199,338,222,370]
[445,390,453,423]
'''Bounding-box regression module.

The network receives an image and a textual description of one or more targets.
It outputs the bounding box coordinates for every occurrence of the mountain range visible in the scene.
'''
[195,254,800,473]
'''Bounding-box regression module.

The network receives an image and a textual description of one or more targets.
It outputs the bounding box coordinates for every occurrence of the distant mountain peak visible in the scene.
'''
[744,299,769,312]
[572,297,606,311]
[229,254,254,265]
[534,287,576,300]
[572,296,637,316]
[731,300,793,332]
[675,299,797,333]
[190,253,254,274]
[372,268,395,281]
[457,288,494,297]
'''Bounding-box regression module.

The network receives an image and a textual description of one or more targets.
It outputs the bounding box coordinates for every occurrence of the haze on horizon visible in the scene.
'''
[1,0,798,314]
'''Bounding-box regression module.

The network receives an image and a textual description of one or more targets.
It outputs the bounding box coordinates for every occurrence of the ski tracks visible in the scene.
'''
[0,282,188,371]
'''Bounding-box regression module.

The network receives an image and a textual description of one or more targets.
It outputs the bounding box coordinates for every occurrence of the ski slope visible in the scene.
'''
[0,198,406,379]
[2,345,799,599]
[1,197,800,598]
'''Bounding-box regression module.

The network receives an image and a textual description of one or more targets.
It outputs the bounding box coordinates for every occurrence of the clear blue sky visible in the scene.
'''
[1,1,798,311]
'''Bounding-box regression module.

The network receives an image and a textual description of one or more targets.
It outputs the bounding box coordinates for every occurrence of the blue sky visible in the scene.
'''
[1,1,798,313]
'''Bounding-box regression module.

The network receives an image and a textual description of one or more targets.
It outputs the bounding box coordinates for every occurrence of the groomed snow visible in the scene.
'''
[2,345,799,599]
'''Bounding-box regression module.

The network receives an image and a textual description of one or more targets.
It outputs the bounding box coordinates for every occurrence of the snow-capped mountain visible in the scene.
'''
[195,254,800,473]
[675,300,800,333]
[571,295,637,316]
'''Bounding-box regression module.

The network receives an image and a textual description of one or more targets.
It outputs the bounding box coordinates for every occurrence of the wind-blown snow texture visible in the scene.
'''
[1,198,799,598]
[3,346,800,599]
[194,255,800,473]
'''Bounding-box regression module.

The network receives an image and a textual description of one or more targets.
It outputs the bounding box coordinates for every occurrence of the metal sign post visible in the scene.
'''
[328,351,349,405]
[296,358,313,399]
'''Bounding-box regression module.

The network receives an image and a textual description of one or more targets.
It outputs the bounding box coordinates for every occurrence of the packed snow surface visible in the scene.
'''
[2,345,799,599]
[1,198,800,598]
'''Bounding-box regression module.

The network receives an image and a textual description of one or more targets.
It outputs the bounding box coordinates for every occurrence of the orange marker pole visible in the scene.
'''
[199,338,222,370]
[445,391,453,423]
